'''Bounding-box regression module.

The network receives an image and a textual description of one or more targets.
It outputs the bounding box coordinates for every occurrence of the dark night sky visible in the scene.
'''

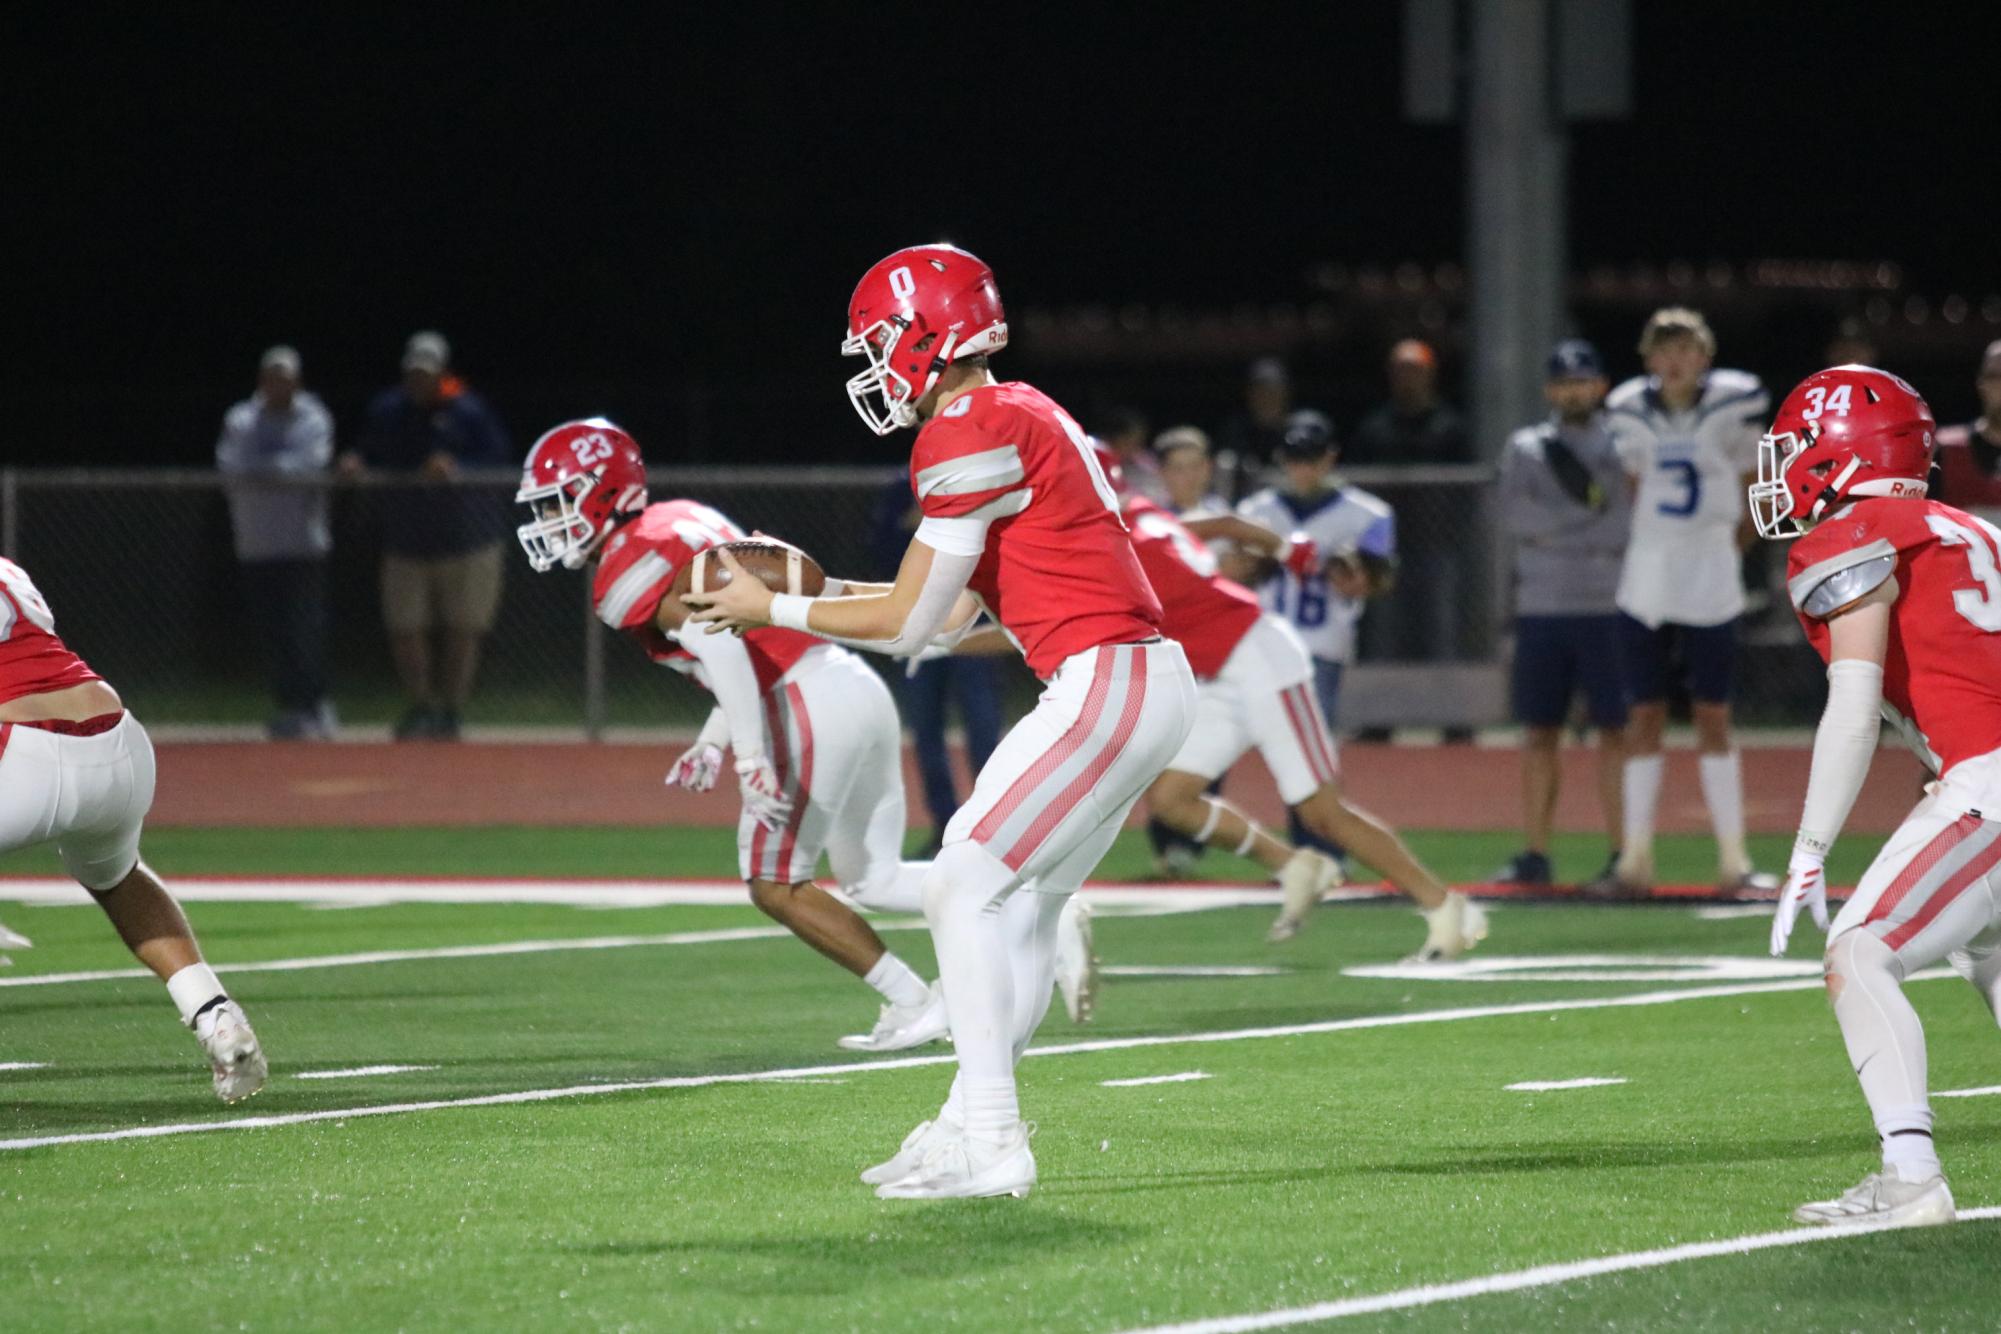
[2,4,1993,465]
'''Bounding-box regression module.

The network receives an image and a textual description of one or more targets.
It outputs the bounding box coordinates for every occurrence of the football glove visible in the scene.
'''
[664,742,725,793]
[1769,851,1829,957]
[1276,533,1322,580]
[735,752,792,833]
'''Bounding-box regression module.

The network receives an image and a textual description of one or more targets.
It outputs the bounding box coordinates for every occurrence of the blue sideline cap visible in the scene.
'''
[1546,339,1604,380]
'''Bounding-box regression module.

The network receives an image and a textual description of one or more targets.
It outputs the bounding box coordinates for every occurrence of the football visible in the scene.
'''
[677,539,826,601]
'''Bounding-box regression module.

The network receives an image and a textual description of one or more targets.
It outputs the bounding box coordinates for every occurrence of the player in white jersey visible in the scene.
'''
[1605,308,1773,894]
[0,558,267,1101]
[1233,411,1394,860]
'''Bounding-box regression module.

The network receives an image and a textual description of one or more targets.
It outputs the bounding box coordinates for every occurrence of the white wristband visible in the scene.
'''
[769,593,813,633]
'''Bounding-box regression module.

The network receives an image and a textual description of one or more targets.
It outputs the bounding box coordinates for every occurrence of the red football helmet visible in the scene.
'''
[515,418,649,571]
[1750,364,1935,539]
[842,243,1008,435]
[1091,438,1128,496]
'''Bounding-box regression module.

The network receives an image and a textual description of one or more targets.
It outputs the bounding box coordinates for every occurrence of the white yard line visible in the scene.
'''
[294,1065,438,1081]
[0,877,1295,910]
[0,926,811,989]
[1102,1072,1212,1088]
[1114,1206,2001,1333]
[0,972,1888,1152]
[1101,966,1289,978]
[1506,1077,1627,1092]
[1935,1085,2001,1099]
[0,1061,48,1071]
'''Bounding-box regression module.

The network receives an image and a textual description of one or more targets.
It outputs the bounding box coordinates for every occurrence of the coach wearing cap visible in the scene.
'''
[1494,340,1631,889]
[340,331,511,740]
[216,345,337,739]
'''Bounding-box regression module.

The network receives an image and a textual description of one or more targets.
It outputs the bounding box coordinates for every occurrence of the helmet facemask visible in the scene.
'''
[843,319,960,436]
[516,470,606,572]
[1750,428,1812,539]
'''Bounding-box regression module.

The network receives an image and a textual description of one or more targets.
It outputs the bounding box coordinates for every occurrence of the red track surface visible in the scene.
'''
[149,739,1929,834]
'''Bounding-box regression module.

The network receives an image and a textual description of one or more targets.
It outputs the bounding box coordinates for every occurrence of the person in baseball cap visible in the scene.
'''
[1931,338,2001,521]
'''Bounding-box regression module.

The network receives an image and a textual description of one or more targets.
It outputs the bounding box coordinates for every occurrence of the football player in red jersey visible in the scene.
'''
[517,418,966,1052]
[1752,364,2001,1229]
[688,245,1200,1199]
[0,558,267,1101]
[1119,487,1487,958]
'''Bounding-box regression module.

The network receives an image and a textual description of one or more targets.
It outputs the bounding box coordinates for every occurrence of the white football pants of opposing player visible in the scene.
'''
[916,639,1197,1155]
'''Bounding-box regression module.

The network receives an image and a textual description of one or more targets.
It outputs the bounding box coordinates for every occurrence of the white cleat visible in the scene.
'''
[1055,896,1098,1024]
[876,1121,1036,1200]
[0,919,32,952]
[1793,1171,1956,1229]
[1410,892,1488,962]
[861,1115,963,1186]
[838,983,950,1052]
[193,1000,268,1104]
[1268,849,1344,942]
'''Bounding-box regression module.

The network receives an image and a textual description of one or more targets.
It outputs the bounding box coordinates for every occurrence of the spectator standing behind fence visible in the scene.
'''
[338,331,510,741]
[1147,425,1232,875]
[1095,406,1169,505]
[1348,339,1468,466]
[215,345,336,740]
[1236,410,1394,864]
[1605,308,1772,896]
[1494,341,1630,889]
[1932,340,2001,527]
[866,476,1002,856]
[1219,357,1293,482]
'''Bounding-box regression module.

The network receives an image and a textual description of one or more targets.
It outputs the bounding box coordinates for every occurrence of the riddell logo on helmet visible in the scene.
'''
[1886,480,1925,497]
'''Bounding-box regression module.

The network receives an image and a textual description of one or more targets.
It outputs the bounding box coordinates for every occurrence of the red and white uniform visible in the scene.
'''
[915,384,1197,879]
[0,559,155,890]
[1125,499,1339,804]
[1789,499,2001,965]
[593,502,908,892]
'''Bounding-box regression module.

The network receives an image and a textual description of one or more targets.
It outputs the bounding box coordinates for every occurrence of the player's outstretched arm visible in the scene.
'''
[1772,580,1896,954]
[685,537,980,658]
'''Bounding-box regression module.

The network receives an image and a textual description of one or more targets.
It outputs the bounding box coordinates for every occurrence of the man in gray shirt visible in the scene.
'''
[216,345,336,738]
[1495,340,1631,887]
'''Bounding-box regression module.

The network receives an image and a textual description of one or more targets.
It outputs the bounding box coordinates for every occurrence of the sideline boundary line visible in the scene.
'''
[1115,1207,2001,1332]
[0,972,1909,1152]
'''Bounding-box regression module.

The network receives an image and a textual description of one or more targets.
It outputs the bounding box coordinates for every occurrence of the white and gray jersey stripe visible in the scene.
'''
[597,552,673,629]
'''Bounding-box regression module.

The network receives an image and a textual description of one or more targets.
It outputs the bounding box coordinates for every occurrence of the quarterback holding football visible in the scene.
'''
[688,245,1199,1199]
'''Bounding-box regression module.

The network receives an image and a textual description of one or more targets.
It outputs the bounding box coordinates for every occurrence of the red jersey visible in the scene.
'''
[0,558,102,707]
[910,381,1159,677]
[1123,497,1263,678]
[1789,497,2001,777]
[592,499,818,694]
[1933,425,2001,523]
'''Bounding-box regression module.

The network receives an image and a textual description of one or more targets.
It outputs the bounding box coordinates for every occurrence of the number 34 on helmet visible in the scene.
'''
[842,243,1008,436]
[1749,364,1936,540]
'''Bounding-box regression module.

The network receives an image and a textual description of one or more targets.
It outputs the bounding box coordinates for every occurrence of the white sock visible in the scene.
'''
[1622,755,1664,866]
[941,1072,966,1127]
[1830,932,1941,1182]
[863,952,929,1008]
[1699,750,1749,877]
[165,962,226,1028]
[923,842,1021,1138]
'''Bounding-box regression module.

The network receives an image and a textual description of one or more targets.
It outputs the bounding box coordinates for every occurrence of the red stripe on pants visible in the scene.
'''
[773,681,814,880]
[1280,685,1331,786]
[971,649,1116,847]
[1865,814,1982,930]
[1296,683,1340,783]
[1882,829,2001,952]
[1003,660,1149,871]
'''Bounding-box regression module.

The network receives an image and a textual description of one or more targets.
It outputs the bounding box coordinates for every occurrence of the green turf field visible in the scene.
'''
[5,829,1999,1331]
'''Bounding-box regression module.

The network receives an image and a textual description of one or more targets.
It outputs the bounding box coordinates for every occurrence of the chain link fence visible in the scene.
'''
[0,465,1821,733]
